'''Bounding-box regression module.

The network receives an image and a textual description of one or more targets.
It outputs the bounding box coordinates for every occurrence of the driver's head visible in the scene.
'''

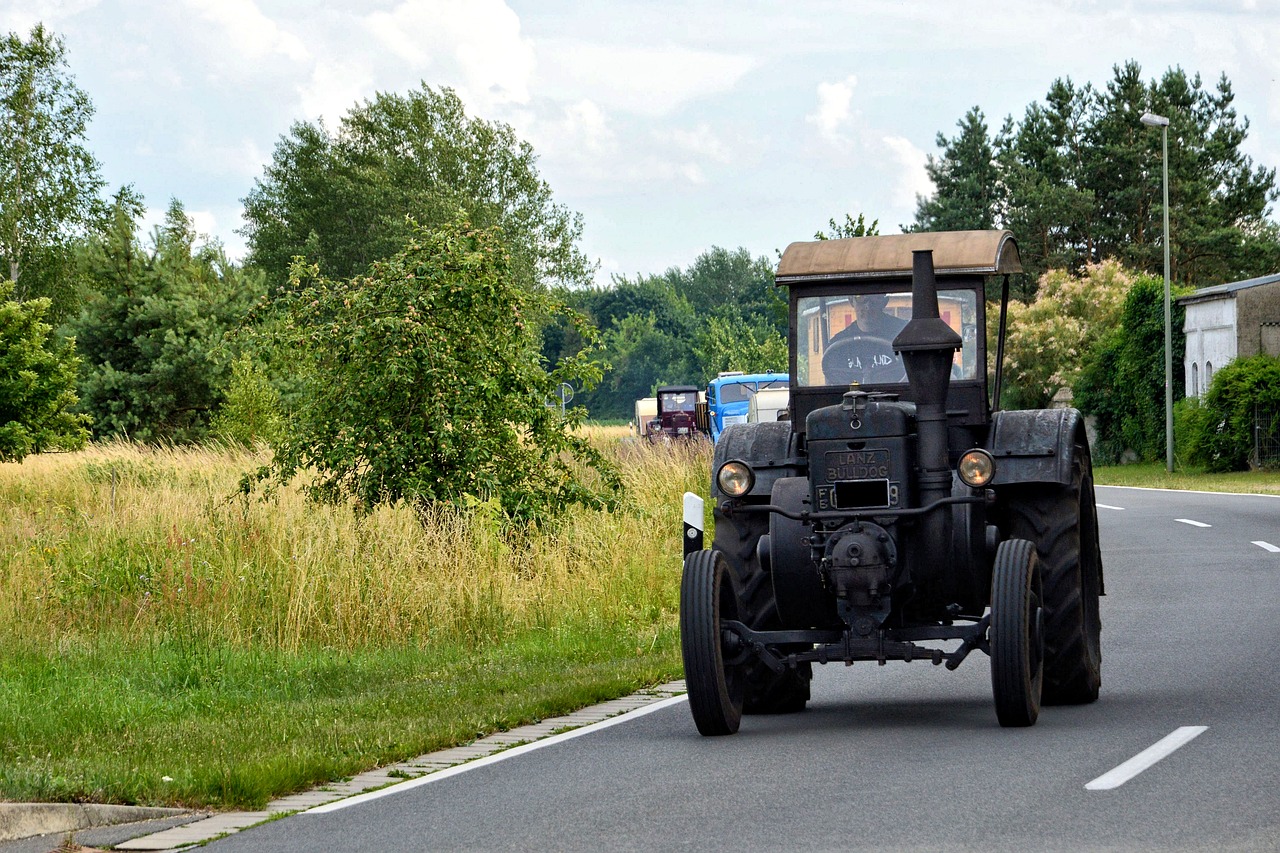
[853,293,888,315]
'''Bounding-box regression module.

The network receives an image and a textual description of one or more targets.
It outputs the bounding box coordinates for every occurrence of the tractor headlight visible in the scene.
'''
[957,449,995,488]
[716,460,755,497]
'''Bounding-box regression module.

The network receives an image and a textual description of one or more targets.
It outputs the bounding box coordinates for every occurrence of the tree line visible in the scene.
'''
[913,62,1279,294]
[3,23,1279,495]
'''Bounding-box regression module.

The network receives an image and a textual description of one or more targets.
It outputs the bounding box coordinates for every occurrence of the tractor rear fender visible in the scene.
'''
[986,408,1090,486]
[712,422,803,499]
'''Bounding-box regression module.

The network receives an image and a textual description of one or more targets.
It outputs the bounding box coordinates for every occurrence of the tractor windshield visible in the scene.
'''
[795,289,979,388]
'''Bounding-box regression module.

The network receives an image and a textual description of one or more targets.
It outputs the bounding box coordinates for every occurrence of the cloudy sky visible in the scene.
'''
[5,0,1278,284]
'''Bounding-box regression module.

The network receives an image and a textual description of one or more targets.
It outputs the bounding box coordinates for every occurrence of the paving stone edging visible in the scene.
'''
[111,680,687,851]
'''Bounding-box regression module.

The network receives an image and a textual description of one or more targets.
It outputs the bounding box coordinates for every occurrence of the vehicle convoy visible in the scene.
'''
[706,372,790,442]
[680,230,1103,734]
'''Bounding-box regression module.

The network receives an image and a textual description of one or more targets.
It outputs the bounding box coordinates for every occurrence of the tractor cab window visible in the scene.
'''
[660,391,696,412]
[719,383,753,403]
[795,289,979,388]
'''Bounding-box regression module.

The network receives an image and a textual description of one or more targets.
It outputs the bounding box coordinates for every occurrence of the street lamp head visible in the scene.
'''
[1140,112,1170,128]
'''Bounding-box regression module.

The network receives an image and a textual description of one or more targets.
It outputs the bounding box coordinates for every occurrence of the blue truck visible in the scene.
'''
[705,371,789,443]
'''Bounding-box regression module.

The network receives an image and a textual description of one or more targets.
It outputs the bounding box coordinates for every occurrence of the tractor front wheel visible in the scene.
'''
[680,550,745,736]
[990,538,1044,727]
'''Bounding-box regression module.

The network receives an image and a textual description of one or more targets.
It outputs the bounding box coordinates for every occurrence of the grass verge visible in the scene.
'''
[1093,462,1280,494]
[1,432,708,809]
[0,627,677,810]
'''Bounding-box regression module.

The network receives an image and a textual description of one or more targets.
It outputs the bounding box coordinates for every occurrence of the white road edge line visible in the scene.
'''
[1085,726,1208,791]
[1254,540,1280,553]
[303,694,690,814]
[1095,503,1125,510]
[1175,518,1212,528]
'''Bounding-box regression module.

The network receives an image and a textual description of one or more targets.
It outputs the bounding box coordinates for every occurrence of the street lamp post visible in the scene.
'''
[1141,111,1173,473]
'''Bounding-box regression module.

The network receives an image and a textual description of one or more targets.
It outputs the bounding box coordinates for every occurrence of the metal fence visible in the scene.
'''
[1252,403,1280,470]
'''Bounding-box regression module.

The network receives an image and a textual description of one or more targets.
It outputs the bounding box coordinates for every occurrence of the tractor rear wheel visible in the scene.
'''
[1004,446,1102,705]
[680,550,744,735]
[990,538,1043,727]
[713,503,811,714]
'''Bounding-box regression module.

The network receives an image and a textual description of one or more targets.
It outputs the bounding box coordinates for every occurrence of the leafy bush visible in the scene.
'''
[1074,274,1187,463]
[997,260,1130,409]
[0,281,89,460]
[1182,355,1280,471]
[211,354,282,447]
[1173,396,1212,470]
[253,214,622,524]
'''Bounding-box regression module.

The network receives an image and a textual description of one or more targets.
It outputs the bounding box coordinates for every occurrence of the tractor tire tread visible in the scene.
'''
[1004,449,1102,705]
[713,504,811,714]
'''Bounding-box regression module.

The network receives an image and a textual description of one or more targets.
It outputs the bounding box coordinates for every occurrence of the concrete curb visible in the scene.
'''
[0,803,190,842]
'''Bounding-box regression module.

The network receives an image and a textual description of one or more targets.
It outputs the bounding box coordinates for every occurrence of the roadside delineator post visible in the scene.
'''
[682,493,704,558]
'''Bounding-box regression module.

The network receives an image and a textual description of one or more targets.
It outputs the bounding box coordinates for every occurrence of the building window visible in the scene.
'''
[1192,363,1199,396]
[1206,361,1213,390]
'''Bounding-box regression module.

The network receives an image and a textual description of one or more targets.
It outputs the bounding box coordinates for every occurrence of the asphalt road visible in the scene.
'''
[203,485,1280,852]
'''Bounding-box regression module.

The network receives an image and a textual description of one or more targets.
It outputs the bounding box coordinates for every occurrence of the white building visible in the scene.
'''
[1178,272,1280,397]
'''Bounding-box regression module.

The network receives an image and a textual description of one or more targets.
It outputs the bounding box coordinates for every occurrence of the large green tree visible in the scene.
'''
[67,198,264,443]
[926,63,1280,288]
[911,107,1000,233]
[252,214,619,524]
[995,80,1096,281]
[0,24,106,320]
[241,84,591,294]
[0,280,89,461]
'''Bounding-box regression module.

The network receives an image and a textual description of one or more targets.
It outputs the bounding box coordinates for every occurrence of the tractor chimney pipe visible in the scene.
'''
[893,250,962,584]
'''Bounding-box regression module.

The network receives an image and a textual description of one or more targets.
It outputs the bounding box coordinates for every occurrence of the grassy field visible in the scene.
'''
[1,430,709,809]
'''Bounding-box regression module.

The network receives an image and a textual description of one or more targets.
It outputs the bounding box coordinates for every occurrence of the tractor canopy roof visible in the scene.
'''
[776,230,1021,285]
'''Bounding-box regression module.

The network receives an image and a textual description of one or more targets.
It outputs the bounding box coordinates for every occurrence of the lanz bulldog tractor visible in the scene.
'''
[680,230,1103,735]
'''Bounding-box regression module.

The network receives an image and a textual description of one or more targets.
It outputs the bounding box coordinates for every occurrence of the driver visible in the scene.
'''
[844,293,908,339]
[823,293,908,383]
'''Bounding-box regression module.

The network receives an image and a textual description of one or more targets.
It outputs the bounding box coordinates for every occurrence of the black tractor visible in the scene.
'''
[680,230,1103,734]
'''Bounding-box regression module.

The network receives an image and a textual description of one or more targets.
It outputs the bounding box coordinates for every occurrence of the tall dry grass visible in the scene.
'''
[2,432,712,651]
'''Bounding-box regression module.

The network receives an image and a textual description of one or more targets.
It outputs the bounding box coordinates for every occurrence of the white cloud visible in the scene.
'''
[559,100,615,156]
[186,209,218,241]
[181,0,308,62]
[180,135,268,183]
[364,0,535,112]
[806,75,859,144]
[535,40,754,117]
[881,135,932,210]
[297,60,375,125]
[659,123,732,164]
[0,0,99,34]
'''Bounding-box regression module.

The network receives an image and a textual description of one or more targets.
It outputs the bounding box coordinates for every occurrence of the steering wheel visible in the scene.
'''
[821,335,906,385]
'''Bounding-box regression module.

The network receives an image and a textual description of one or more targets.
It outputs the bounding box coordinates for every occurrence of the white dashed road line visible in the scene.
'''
[1085,726,1209,791]
[1253,541,1280,553]
[1096,503,1125,510]
[1175,518,1212,528]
